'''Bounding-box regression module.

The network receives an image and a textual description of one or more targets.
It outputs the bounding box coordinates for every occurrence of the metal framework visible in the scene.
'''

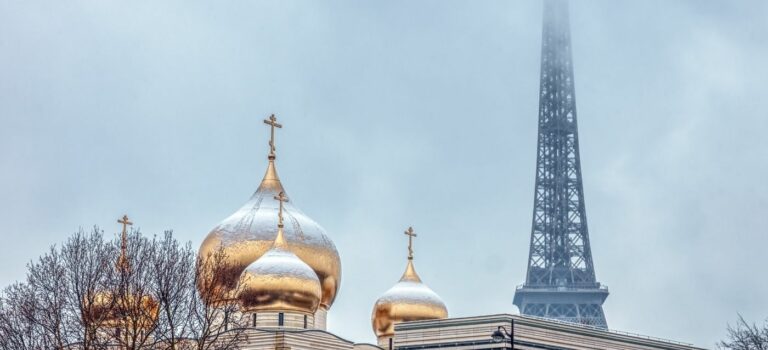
[513,0,609,329]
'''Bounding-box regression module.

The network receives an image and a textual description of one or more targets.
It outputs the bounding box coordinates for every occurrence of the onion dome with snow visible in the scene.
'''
[371,227,448,343]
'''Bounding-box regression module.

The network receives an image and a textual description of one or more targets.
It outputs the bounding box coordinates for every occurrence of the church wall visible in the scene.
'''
[234,328,364,350]
[245,311,316,329]
[394,314,707,350]
[354,344,385,350]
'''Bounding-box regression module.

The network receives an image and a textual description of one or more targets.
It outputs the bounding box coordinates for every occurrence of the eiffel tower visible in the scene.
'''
[512,0,609,328]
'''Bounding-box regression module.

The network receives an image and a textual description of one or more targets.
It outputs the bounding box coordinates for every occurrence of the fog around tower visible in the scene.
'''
[1,0,767,348]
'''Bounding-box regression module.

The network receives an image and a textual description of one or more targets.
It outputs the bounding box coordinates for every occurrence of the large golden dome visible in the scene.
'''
[239,221,321,314]
[371,228,447,340]
[198,118,341,309]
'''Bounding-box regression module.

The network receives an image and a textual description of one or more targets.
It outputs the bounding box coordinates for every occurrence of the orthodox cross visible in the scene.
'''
[263,114,283,159]
[117,215,133,272]
[274,191,289,228]
[404,226,417,260]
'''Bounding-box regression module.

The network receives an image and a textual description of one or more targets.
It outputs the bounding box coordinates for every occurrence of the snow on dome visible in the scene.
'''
[371,259,448,339]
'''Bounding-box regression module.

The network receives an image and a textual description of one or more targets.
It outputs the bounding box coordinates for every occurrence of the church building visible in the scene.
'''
[189,114,706,350]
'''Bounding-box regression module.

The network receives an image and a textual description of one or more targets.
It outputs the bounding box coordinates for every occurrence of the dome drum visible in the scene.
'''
[314,307,328,330]
[245,311,316,329]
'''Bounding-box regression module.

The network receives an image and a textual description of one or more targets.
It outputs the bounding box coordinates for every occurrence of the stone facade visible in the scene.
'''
[230,328,381,350]
[393,314,706,350]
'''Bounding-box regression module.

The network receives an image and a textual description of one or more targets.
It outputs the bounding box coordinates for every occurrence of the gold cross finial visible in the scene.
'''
[263,114,283,160]
[274,191,289,228]
[404,226,417,260]
[116,215,133,272]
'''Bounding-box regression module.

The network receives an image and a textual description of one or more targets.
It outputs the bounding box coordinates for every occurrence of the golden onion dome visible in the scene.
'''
[198,117,341,309]
[89,215,159,329]
[89,292,159,329]
[239,220,321,314]
[371,228,448,340]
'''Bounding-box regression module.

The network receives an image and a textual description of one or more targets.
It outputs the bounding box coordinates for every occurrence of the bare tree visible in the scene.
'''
[60,227,116,349]
[187,248,248,350]
[719,314,768,350]
[150,231,195,350]
[0,227,252,350]
[110,229,161,350]
[0,282,45,350]
[27,246,72,348]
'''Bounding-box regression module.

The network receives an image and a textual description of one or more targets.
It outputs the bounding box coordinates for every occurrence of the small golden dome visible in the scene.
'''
[239,193,321,315]
[89,292,159,329]
[371,227,448,340]
[198,116,341,308]
[88,216,159,329]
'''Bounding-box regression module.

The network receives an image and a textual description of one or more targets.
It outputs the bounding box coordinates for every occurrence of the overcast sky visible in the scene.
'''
[1,0,767,347]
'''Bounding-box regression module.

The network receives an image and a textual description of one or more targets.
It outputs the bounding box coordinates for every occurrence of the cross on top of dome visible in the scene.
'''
[116,214,133,272]
[274,191,289,228]
[404,226,417,260]
[263,114,282,160]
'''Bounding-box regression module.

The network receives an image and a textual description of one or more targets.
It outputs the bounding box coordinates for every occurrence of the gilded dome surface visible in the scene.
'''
[198,159,341,308]
[371,259,448,339]
[89,291,159,329]
[239,225,321,314]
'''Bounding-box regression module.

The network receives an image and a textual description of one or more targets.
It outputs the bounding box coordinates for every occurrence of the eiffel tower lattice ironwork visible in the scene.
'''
[512,0,609,329]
